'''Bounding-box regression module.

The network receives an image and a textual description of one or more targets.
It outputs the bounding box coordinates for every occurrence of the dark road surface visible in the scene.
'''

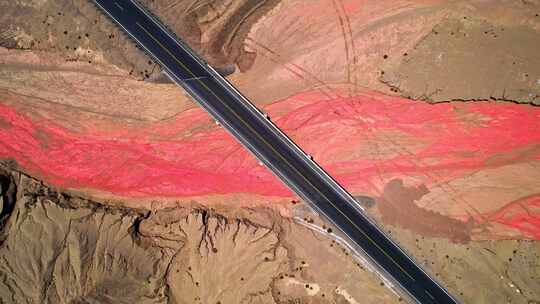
[92,1,459,303]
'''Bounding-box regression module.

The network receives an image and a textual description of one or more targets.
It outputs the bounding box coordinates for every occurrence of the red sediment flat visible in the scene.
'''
[1,90,539,237]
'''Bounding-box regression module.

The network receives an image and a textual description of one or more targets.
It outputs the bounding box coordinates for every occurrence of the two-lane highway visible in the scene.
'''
[91,1,460,303]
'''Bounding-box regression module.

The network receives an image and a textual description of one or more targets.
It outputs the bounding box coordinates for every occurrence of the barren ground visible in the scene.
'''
[1,0,540,303]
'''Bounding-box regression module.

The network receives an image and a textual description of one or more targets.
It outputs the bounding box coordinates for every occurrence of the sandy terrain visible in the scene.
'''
[381,15,540,104]
[1,0,540,303]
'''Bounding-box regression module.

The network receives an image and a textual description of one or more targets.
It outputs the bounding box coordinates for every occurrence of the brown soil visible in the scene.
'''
[377,179,472,243]
[380,3,540,105]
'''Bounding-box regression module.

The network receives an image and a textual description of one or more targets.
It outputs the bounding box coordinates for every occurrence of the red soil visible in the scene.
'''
[489,194,540,240]
[1,89,539,238]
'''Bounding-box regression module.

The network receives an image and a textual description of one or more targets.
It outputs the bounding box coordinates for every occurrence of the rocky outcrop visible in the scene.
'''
[0,163,539,303]
[0,165,170,303]
[0,163,400,303]
[0,0,280,81]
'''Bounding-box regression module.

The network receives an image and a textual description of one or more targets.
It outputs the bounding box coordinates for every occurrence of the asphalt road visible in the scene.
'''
[92,1,460,303]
